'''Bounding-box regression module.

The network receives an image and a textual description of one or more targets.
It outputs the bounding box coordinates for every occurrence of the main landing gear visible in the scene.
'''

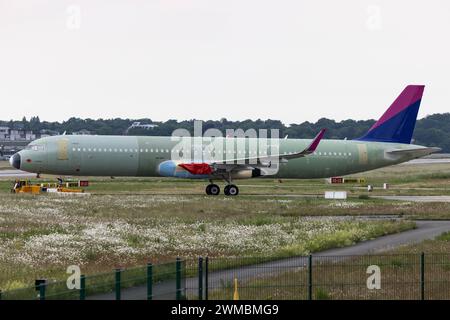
[205,183,239,196]
[224,184,239,196]
[205,173,240,196]
[205,183,220,196]
[205,182,239,196]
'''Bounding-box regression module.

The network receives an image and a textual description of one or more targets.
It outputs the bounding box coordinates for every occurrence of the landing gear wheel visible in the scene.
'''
[224,184,239,196]
[206,184,220,195]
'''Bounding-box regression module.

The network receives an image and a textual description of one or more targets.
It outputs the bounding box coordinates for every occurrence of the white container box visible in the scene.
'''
[325,191,347,199]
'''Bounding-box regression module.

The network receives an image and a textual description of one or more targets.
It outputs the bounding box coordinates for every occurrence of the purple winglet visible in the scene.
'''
[307,129,326,152]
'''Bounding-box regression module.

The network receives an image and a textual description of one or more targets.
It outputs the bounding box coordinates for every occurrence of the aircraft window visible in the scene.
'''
[145,149,148,152]
[88,148,91,152]
[166,149,169,153]
[349,153,352,156]
[343,153,346,156]
[72,148,76,152]
[150,149,153,152]
[124,148,128,152]
[155,149,159,152]
[93,148,96,152]
[114,148,117,152]
[82,148,86,152]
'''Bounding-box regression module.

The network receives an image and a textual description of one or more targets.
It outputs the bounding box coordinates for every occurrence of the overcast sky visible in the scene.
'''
[0,0,449,124]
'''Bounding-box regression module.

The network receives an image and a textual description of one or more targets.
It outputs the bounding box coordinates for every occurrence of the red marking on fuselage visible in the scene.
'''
[178,163,212,175]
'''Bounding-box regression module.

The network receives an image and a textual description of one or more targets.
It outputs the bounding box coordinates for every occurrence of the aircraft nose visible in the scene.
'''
[10,153,21,170]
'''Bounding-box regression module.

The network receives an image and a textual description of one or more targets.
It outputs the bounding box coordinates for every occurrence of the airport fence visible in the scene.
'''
[1,253,449,300]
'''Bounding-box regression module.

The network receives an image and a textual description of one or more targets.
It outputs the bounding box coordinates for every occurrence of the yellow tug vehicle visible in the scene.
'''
[11,179,87,194]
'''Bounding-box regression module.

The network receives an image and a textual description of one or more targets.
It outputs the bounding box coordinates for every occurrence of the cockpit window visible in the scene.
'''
[25,145,45,151]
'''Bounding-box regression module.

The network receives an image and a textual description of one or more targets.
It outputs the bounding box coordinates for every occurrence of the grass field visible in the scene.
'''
[0,160,449,291]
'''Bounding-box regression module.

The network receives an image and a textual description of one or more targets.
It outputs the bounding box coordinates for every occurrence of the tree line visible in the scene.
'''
[1,113,449,152]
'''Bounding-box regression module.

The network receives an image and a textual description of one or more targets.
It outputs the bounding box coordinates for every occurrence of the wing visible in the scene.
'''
[230,128,326,164]
[178,129,326,175]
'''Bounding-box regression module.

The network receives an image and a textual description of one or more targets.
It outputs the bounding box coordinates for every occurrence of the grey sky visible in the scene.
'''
[0,0,449,124]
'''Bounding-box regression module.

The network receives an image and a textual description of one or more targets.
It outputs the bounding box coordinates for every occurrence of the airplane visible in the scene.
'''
[9,85,440,196]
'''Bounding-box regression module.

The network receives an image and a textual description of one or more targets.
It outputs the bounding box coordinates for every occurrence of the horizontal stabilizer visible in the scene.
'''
[387,147,441,158]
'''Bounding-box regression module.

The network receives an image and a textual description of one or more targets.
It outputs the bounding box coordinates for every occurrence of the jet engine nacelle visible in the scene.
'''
[157,160,210,179]
[230,168,262,179]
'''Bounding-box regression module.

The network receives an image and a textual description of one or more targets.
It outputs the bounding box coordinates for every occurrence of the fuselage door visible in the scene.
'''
[57,139,69,160]
[70,142,81,173]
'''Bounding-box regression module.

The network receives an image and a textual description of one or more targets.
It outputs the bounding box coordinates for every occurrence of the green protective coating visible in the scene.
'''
[17,135,436,179]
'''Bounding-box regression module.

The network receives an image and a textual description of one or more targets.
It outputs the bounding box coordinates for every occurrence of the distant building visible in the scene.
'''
[0,127,9,140]
[72,129,92,135]
[129,122,158,130]
[0,127,36,141]
[125,122,158,135]
[0,127,59,155]
[40,129,60,137]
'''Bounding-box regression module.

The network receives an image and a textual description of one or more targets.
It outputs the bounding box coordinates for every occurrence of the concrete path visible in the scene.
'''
[0,169,35,178]
[374,195,450,202]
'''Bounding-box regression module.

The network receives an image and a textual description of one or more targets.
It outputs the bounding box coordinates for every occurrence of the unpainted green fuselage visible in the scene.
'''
[16,135,426,179]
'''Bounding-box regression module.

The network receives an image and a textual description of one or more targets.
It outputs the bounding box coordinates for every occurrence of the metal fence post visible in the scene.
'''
[115,268,121,301]
[39,283,46,301]
[198,257,203,300]
[420,252,425,301]
[205,257,209,301]
[147,263,153,300]
[80,275,86,300]
[176,258,182,300]
[308,254,313,300]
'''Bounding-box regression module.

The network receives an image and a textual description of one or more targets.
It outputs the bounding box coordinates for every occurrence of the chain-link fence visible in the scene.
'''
[1,254,449,300]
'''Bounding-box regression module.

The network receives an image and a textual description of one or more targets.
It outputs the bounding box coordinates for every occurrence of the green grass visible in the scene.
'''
[435,232,450,241]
